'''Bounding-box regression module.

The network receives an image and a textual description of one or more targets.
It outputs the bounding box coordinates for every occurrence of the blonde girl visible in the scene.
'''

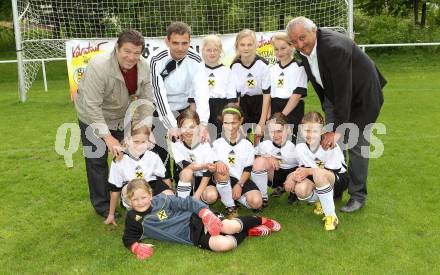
[201,35,237,136]
[104,125,174,226]
[270,32,308,136]
[230,29,271,143]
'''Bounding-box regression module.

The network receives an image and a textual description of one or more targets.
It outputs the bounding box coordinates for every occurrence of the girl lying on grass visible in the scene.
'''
[122,179,281,260]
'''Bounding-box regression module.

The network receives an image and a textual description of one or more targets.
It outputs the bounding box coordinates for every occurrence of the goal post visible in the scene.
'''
[12,0,353,102]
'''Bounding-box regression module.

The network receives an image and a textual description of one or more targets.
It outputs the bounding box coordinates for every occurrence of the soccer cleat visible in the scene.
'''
[261,217,282,232]
[323,215,339,231]
[262,198,269,208]
[287,193,298,205]
[225,206,238,219]
[313,201,324,216]
[247,225,271,237]
[271,186,285,197]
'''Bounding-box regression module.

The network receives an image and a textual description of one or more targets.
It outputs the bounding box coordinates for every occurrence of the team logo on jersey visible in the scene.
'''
[314,158,325,169]
[135,165,144,179]
[208,78,215,88]
[189,153,196,162]
[135,215,142,222]
[277,78,284,88]
[228,150,236,166]
[246,73,255,88]
[157,210,168,221]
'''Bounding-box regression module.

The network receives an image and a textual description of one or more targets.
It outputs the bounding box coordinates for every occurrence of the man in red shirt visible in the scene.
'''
[75,29,154,218]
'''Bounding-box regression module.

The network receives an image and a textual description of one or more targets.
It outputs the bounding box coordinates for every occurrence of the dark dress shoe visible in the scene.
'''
[340,199,365,213]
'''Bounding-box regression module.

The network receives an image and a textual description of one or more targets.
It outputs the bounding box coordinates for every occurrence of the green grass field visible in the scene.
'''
[1,51,439,274]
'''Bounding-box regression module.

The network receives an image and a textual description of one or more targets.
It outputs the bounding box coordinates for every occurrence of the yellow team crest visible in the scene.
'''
[247,78,255,88]
[135,215,142,221]
[277,78,284,88]
[157,210,168,221]
[208,78,215,88]
[315,158,325,169]
[135,171,144,179]
[228,151,236,166]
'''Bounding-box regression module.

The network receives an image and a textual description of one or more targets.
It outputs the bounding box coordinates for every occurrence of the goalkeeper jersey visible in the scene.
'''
[122,193,206,248]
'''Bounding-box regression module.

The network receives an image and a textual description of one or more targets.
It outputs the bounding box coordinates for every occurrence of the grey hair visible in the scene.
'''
[286,16,317,33]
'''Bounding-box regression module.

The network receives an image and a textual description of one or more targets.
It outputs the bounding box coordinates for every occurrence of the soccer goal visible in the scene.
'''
[12,0,353,102]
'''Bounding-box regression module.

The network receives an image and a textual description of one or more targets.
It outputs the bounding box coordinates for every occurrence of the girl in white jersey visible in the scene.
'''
[172,109,218,204]
[212,104,263,217]
[253,113,300,206]
[201,34,238,137]
[230,29,271,144]
[270,33,308,137]
[284,112,348,231]
[105,125,174,226]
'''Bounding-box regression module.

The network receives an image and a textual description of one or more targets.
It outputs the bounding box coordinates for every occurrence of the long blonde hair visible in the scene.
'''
[233,29,257,63]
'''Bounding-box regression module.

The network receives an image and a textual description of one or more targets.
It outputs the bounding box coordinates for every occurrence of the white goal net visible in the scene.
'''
[15,0,351,97]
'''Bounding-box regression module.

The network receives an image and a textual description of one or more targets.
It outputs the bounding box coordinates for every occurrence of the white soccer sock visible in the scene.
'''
[251,170,268,199]
[316,184,336,217]
[177,181,192,198]
[297,191,319,203]
[216,180,235,208]
[237,195,250,209]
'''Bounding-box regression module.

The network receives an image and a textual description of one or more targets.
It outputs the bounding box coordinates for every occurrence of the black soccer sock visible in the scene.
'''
[235,216,262,232]
[231,231,246,246]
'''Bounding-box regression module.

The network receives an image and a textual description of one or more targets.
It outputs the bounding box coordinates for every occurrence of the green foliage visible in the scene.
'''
[0,0,12,21]
[0,25,14,52]
[354,9,440,53]
[0,52,440,273]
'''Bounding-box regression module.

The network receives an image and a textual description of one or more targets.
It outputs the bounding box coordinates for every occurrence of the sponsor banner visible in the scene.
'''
[65,31,279,99]
[65,40,116,100]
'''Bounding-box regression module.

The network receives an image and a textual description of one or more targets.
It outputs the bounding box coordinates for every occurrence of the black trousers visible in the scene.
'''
[78,120,124,216]
[323,98,371,202]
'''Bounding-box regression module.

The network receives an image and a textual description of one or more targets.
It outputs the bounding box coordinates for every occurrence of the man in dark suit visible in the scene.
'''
[286,17,387,212]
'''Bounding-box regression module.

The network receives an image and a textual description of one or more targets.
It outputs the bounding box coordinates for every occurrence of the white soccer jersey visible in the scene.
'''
[294,143,347,173]
[255,140,299,169]
[205,64,237,99]
[230,56,271,97]
[213,137,255,179]
[171,141,215,177]
[270,60,308,99]
[108,150,166,189]
[148,47,209,128]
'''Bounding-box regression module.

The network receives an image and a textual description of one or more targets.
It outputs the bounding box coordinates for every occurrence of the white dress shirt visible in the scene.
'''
[301,41,324,89]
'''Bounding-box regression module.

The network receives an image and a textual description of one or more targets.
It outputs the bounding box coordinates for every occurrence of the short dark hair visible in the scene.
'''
[117,29,145,51]
[166,22,191,39]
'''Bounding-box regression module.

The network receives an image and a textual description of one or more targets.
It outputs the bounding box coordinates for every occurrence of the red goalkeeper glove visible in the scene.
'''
[198,208,222,236]
[130,242,153,260]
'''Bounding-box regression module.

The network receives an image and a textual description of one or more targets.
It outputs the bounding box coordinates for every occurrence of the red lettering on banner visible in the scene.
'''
[257,35,272,48]
[72,42,109,58]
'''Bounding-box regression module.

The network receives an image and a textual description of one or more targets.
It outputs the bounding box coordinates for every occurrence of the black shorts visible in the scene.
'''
[149,179,171,196]
[270,167,297,188]
[240,94,263,124]
[230,177,259,194]
[305,171,348,197]
[192,176,216,195]
[209,98,230,134]
[189,213,212,250]
[271,97,304,135]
